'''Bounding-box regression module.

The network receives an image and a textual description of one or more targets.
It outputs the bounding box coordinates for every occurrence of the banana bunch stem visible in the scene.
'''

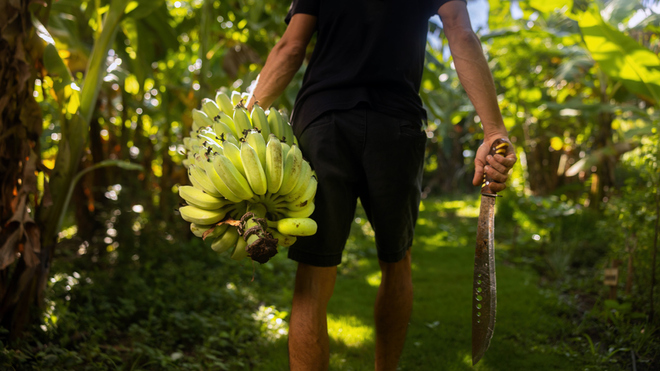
[239,203,278,264]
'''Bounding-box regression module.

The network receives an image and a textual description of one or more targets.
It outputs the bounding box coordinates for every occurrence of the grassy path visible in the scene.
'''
[258,197,579,370]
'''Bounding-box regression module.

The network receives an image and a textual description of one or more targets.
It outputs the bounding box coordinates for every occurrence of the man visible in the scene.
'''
[247,0,517,369]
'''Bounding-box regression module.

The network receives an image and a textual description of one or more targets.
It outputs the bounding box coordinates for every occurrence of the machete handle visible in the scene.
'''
[481,139,509,196]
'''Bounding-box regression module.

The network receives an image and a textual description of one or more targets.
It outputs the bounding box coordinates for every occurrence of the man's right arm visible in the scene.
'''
[247,13,317,111]
[438,1,516,192]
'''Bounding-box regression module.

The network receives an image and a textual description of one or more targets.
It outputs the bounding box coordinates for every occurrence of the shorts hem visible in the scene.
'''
[288,248,343,267]
[377,246,410,263]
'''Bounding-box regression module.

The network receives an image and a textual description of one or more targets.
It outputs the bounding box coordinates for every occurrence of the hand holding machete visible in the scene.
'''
[471,138,515,365]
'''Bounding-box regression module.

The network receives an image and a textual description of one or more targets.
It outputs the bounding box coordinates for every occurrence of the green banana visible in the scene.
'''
[213,116,236,139]
[183,137,202,151]
[280,142,291,166]
[233,106,252,139]
[191,223,211,238]
[279,144,303,195]
[268,228,297,247]
[215,91,234,114]
[280,112,295,146]
[212,154,255,201]
[267,109,284,141]
[250,104,271,140]
[211,226,239,253]
[216,111,239,138]
[188,165,223,198]
[224,132,240,147]
[192,109,214,129]
[284,154,311,201]
[231,91,243,107]
[240,141,268,196]
[200,157,244,203]
[265,135,284,194]
[284,202,315,218]
[221,141,246,177]
[230,235,249,260]
[191,223,228,239]
[179,204,230,225]
[267,217,317,237]
[245,129,267,167]
[197,133,223,151]
[179,185,231,210]
[201,98,222,119]
[288,176,317,210]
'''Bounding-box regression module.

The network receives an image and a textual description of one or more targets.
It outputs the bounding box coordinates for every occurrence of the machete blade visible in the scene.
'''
[471,138,509,365]
[471,194,497,365]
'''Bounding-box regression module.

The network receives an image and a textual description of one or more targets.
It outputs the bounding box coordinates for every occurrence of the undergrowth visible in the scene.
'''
[0,204,296,370]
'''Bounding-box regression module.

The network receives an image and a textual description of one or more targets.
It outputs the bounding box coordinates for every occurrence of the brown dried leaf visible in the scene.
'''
[0,228,20,269]
[218,218,241,227]
[14,34,26,63]
[7,193,27,225]
[21,226,40,267]
[0,95,10,125]
[25,223,40,254]
[20,96,42,139]
[21,149,39,194]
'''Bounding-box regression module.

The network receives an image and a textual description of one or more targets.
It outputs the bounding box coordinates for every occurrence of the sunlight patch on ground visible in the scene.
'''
[328,314,374,347]
[437,199,472,209]
[455,204,480,218]
[330,353,350,369]
[366,271,381,287]
[417,230,450,250]
[252,305,289,342]
[421,198,481,218]
[462,352,473,367]
[461,350,493,370]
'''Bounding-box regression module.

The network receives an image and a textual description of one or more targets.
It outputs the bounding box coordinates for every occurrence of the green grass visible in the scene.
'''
[257,197,581,370]
[1,196,588,370]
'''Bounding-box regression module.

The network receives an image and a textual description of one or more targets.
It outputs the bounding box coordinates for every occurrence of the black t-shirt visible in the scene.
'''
[285,0,464,134]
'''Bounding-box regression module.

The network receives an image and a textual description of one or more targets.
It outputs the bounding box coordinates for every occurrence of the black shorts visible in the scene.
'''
[288,107,427,267]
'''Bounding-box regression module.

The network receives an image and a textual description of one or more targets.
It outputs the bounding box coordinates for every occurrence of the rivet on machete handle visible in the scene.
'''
[481,139,509,197]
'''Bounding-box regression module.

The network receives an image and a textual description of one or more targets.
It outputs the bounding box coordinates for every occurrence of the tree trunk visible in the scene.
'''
[0,0,128,339]
[0,0,50,339]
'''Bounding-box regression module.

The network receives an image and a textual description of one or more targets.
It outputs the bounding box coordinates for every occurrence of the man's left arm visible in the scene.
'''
[438,1,517,192]
[247,13,317,111]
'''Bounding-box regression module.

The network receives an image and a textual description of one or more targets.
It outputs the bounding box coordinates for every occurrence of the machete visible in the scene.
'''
[472,138,509,365]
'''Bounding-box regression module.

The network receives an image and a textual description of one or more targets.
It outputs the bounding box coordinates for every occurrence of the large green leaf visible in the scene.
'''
[579,7,660,105]
[527,0,573,15]
[600,0,642,25]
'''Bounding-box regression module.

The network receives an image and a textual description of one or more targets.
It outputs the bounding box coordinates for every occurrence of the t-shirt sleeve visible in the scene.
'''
[430,0,467,15]
[285,0,320,24]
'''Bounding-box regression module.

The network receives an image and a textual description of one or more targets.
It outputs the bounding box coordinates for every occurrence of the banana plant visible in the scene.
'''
[0,0,132,338]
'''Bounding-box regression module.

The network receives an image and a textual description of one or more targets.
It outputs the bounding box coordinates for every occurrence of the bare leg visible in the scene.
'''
[289,263,337,371]
[374,248,413,371]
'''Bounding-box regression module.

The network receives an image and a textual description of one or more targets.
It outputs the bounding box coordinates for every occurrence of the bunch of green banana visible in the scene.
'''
[177,89,317,264]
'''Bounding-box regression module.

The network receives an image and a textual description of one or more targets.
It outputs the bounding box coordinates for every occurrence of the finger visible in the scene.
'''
[473,164,484,186]
[488,181,507,193]
[485,165,508,184]
[496,153,517,169]
[486,155,508,174]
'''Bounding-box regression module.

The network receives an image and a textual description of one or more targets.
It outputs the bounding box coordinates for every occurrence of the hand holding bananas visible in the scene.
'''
[179,90,317,264]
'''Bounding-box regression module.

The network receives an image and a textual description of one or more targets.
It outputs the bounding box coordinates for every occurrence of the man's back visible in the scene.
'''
[287,0,453,132]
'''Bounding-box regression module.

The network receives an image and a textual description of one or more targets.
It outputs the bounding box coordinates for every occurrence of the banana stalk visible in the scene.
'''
[240,203,278,263]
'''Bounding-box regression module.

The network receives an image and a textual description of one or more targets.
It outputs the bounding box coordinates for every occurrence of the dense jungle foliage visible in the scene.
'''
[0,0,659,369]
